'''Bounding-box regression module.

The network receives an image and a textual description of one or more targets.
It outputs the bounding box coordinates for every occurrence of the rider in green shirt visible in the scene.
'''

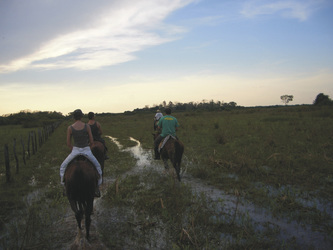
[154,108,179,159]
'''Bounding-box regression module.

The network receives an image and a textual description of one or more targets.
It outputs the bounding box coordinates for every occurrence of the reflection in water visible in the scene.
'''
[106,136,152,169]
[125,137,152,168]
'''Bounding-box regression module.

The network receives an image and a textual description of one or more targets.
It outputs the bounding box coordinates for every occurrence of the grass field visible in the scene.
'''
[0,105,332,249]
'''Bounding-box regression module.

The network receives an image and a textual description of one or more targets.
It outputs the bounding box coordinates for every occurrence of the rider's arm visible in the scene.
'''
[66,126,73,150]
[86,125,94,145]
[97,122,102,135]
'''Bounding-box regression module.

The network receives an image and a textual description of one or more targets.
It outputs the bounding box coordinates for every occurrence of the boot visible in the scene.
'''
[94,186,101,198]
[154,148,160,160]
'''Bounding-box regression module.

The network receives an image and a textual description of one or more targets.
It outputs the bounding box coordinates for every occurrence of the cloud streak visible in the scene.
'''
[241,0,326,21]
[0,0,194,73]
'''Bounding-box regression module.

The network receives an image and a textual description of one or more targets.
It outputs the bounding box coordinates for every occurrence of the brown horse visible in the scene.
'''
[153,133,184,181]
[91,141,105,177]
[64,142,105,239]
[64,156,99,239]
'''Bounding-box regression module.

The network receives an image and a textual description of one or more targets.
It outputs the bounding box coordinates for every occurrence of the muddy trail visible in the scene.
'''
[1,136,332,249]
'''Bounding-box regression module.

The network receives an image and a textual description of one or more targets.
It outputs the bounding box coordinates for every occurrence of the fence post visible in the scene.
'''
[13,138,19,174]
[27,132,31,159]
[31,131,35,155]
[34,131,37,153]
[4,144,11,182]
[21,136,26,165]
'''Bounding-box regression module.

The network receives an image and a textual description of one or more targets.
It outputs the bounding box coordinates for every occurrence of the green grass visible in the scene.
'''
[0,105,332,249]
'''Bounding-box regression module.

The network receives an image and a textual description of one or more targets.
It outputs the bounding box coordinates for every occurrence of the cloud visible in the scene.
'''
[240,0,326,21]
[0,0,194,73]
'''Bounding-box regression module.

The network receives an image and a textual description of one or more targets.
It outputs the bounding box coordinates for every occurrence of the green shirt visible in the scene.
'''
[158,115,179,137]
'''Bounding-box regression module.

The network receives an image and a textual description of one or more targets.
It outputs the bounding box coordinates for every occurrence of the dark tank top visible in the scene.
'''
[89,122,101,141]
[71,124,89,148]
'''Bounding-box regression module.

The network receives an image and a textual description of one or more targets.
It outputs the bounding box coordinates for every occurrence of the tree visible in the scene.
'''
[313,93,332,105]
[280,95,293,105]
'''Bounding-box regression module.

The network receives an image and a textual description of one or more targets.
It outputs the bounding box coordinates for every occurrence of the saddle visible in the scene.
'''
[158,135,176,152]
[75,154,89,161]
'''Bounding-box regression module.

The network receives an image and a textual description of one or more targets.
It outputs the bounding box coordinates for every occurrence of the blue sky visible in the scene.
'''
[0,0,332,115]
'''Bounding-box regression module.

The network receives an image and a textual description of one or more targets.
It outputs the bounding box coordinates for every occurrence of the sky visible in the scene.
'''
[0,0,332,115]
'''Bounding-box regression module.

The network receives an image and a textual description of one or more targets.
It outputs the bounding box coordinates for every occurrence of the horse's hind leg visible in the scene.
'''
[173,162,181,181]
[85,198,94,239]
[75,210,83,230]
[70,201,83,230]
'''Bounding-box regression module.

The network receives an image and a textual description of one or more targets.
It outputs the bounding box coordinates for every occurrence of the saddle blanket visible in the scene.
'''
[158,135,176,152]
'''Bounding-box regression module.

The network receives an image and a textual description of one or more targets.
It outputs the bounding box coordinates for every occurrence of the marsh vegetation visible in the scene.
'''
[0,105,332,249]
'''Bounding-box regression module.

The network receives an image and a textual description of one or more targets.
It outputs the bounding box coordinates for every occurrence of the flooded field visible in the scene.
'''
[1,135,332,249]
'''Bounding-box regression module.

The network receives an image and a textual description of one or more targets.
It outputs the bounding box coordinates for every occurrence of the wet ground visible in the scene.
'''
[1,136,332,249]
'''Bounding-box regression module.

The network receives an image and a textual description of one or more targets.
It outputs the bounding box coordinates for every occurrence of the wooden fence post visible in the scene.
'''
[21,136,26,165]
[27,132,31,159]
[34,131,37,153]
[31,131,35,155]
[4,144,11,182]
[13,138,19,174]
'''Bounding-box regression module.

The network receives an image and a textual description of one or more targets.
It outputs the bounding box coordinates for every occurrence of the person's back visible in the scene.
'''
[88,112,102,141]
[158,114,178,137]
[71,124,89,147]
[89,121,102,141]
[87,111,109,159]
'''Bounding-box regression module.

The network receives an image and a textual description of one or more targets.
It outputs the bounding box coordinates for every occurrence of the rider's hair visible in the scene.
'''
[165,108,171,114]
[88,112,94,119]
[73,109,83,120]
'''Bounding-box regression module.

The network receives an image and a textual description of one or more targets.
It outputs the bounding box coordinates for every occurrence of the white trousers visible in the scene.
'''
[60,146,102,186]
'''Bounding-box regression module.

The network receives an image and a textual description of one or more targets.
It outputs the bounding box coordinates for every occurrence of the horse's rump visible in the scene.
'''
[65,157,97,200]
[161,137,184,180]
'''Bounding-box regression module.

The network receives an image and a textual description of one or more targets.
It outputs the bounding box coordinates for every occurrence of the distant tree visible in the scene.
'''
[228,101,237,107]
[280,95,294,105]
[313,93,332,105]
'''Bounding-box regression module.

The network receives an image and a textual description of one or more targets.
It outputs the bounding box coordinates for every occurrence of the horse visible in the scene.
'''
[64,156,99,239]
[153,133,184,181]
[91,140,105,177]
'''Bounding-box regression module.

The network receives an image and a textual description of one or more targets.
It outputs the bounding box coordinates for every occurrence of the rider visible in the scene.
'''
[87,112,109,160]
[153,109,163,131]
[60,109,102,197]
[154,107,179,160]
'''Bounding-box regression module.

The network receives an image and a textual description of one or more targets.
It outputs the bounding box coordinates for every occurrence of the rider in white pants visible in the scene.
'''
[59,146,102,185]
[59,109,102,197]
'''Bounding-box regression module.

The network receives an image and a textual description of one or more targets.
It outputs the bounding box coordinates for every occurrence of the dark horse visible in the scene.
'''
[64,142,105,239]
[153,133,184,181]
[91,141,105,175]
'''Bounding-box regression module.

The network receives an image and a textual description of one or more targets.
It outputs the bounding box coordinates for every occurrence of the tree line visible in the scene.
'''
[129,100,239,114]
[0,110,65,127]
[1,93,331,122]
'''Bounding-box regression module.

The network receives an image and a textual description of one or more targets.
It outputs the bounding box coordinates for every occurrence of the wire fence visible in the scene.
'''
[1,122,62,182]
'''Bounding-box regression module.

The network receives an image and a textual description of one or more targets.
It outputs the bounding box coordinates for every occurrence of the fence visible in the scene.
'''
[2,122,61,182]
